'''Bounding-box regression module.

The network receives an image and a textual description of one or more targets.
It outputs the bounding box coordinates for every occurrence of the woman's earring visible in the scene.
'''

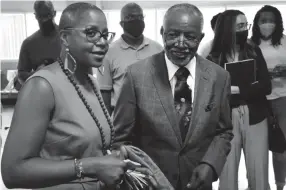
[64,48,77,74]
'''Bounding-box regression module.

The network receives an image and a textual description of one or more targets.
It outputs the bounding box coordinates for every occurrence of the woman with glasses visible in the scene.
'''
[251,5,286,190]
[1,3,158,190]
[206,10,271,190]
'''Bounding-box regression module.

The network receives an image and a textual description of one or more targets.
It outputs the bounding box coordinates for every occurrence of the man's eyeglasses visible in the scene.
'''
[164,31,200,46]
[236,23,252,31]
[64,27,116,44]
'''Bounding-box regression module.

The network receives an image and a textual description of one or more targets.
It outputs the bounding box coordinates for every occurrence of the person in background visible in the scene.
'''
[17,0,61,85]
[207,9,272,190]
[211,13,222,32]
[197,12,221,58]
[113,3,233,190]
[1,3,157,190]
[251,5,286,190]
[96,2,163,114]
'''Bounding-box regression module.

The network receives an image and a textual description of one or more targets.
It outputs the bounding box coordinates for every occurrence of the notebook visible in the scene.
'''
[224,59,256,86]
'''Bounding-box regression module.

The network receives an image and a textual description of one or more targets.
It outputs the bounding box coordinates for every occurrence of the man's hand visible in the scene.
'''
[186,164,214,190]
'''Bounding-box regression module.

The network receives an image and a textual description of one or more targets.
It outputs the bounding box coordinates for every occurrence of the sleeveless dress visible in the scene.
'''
[28,62,111,190]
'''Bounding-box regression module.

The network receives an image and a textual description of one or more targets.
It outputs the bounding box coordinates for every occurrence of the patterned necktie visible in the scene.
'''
[174,67,192,142]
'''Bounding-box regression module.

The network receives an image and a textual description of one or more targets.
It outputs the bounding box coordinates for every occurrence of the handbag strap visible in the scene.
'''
[267,100,275,117]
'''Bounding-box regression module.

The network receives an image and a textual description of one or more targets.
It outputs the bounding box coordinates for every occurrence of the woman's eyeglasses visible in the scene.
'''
[64,27,116,44]
[236,23,252,31]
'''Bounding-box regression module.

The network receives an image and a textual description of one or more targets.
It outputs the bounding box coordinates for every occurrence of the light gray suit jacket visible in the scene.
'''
[113,51,233,189]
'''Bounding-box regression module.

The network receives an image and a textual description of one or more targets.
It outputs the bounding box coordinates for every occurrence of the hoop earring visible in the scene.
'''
[64,48,77,74]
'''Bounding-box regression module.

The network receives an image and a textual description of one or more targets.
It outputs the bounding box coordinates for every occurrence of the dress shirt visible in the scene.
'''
[165,54,196,103]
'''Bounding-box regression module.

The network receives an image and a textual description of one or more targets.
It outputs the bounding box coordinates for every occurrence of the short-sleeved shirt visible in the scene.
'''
[17,28,61,81]
[96,36,163,106]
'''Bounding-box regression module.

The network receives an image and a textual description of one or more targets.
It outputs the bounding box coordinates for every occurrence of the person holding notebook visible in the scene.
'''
[206,9,272,190]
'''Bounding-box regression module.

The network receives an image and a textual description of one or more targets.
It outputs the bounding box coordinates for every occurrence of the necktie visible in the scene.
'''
[174,67,192,142]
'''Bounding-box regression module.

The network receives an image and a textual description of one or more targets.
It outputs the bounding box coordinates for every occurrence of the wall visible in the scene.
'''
[1,1,286,60]
[2,0,286,12]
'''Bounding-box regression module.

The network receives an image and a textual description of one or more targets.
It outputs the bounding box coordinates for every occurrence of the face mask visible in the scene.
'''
[235,30,248,46]
[122,20,145,38]
[259,23,276,38]
[40,19,55,35]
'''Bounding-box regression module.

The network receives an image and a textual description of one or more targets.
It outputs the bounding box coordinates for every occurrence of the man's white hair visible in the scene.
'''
[163,3,204,30]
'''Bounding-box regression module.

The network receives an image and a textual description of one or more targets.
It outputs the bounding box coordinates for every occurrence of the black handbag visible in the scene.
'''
[267,101,286,153]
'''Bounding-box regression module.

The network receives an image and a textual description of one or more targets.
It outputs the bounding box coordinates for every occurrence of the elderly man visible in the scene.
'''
[96,2,163,114]
[17,0,61,84]
[113,3,233,190]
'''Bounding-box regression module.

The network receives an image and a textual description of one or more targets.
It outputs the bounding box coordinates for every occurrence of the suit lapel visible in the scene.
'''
[151,52,183,146]
[184,55,211,146]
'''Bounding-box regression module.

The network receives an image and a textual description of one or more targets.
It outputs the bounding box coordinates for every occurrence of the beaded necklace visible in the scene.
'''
[58,58,115,155]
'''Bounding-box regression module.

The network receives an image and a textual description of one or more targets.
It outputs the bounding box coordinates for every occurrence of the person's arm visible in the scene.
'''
[1,77,79,188]
[17,40,34,82]
[1,77,126,189]
[239,47,272,100]
[199,72,233,180]
[112,66,137,148]
[97,57,113,115]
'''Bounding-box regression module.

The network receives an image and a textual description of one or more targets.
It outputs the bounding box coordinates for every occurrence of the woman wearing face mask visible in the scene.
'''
[251,5,286,190]
[206,10,272,190]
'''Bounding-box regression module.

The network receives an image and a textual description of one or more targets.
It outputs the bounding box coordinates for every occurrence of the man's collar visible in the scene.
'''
[165,53,196,81]
[119,36,150,49]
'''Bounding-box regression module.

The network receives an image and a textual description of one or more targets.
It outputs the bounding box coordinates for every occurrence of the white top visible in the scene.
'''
[197,39,213,58]
[165,54,196,103]
[259,35,286,100]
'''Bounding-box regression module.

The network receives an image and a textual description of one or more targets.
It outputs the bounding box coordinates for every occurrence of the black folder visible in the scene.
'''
[224,59,256,86]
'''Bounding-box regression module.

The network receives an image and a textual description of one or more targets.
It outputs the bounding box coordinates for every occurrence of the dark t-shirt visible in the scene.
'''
[17,27,61,82]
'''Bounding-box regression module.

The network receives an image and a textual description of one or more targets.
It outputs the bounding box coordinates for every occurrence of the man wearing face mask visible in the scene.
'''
[113,3,233,190]
[96,2,163,114]
[17,0,61,85]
